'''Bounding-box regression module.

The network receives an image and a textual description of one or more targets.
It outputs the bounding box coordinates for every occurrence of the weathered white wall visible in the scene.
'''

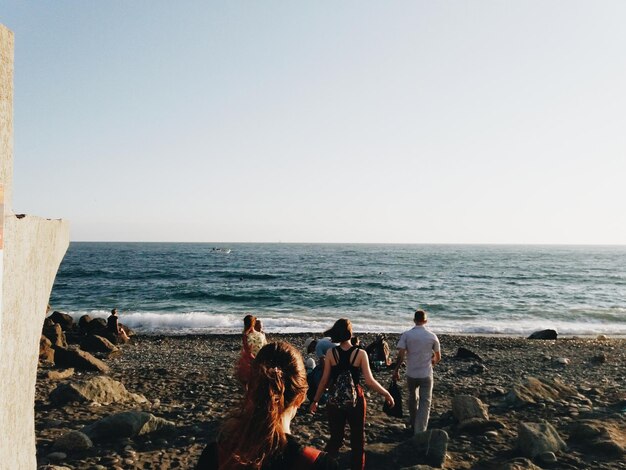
[0,24,70,469]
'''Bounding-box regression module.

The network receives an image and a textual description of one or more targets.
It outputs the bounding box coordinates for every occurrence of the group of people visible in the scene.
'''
[197,310,440,470]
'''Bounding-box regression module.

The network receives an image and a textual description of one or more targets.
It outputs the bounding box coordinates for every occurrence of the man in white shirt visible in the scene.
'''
[392,309,441,434]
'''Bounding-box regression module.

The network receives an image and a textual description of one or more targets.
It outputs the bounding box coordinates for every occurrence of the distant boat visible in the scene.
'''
[211,247,231,254]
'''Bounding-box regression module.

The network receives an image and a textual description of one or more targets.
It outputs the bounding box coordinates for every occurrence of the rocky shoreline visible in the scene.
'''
[36,323,625,469]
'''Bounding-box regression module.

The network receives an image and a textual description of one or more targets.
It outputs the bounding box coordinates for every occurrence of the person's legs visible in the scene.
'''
[325,404,347,458]
[414,376,433,433]
[346,388,366,470]
[406,376,419,432]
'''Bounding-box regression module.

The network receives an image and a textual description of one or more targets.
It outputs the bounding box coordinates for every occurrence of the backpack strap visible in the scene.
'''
[349,346,359,366]
[297,446,322,469]
[331,346,340,364]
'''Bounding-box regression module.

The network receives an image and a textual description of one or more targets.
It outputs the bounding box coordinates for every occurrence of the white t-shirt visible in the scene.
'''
[397,325,440,379]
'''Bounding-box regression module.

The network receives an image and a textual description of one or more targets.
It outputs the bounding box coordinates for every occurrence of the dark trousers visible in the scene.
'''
[325,386,366,470]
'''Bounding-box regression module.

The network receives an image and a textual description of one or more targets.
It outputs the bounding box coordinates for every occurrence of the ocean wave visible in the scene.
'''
[62,310,626,336]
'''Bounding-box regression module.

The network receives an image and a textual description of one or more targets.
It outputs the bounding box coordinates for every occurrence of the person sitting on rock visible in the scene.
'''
[196,341,337,469]
[107,308,130,342]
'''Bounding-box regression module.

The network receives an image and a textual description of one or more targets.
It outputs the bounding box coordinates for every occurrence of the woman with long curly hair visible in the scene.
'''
[197,341,337,469]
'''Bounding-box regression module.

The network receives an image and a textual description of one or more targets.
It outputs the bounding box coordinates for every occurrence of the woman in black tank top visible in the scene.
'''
[310,319,394,470]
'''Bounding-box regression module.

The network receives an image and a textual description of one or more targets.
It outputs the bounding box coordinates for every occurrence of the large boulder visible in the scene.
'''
[50,376,147,405]
[52,346,110,373]
[52,430,93,452]
[517,421,566,459]
[506,377,590,407]
[42,323,67,349]
[77,315,93,333]
[48,311,74,331]
[569,420,625,459]
[82,411,175,441]
[39,336,55,364]
[80,335,118,354]
[85,317,107,335]
[452,395,489,423]
[528,329,557,340]
[394,429,448,468]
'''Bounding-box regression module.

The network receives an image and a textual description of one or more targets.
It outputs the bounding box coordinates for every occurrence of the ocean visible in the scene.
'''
[49,243,626,336]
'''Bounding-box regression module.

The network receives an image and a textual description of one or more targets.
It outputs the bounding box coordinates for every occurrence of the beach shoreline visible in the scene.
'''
[36,332,626,469]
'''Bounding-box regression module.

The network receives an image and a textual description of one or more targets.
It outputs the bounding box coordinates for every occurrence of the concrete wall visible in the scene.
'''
[0,24,70,468]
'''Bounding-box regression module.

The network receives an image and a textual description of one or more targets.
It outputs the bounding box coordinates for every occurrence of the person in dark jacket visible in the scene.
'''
[197,341,337,470]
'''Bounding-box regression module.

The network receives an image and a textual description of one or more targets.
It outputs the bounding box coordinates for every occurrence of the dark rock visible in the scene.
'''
[48,311,74,331]
[50,376,147,405]
[80,335,119,353]
[468,363,487,374]
[528,329,558,340]
[86,317,107,334]
[82,411,175,441]
[455,347,483,361]
[517,420,566,459]
[591,353,607,364]
[53,430,93,452]
[39,335,55,364]
[52,346,110,373]
[503,457,543,470]
[394,429,448,468]
[42,323,67,349]
[78,314,93,333]
[457,418,505,434]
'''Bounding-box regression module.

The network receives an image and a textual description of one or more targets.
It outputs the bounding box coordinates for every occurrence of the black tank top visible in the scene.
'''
[330,346,361,384]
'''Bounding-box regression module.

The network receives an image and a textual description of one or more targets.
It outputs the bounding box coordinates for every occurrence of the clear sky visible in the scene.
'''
[2,1,626,244]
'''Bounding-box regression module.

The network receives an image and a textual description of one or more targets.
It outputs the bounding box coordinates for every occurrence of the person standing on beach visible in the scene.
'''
[236,315,267,385]
[392,309,441,434]
[304,336,338,402]
[310,319,394,470]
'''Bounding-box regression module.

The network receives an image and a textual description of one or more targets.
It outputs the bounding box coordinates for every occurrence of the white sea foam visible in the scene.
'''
[66,310,626,336]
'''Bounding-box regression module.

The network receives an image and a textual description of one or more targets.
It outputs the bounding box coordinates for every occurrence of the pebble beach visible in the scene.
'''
[36,331,626,470]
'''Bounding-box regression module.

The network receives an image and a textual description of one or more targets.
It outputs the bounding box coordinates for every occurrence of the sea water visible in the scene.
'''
[49,243,626,336]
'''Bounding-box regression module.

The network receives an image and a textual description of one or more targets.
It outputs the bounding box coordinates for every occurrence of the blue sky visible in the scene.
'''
[3,1,626,243]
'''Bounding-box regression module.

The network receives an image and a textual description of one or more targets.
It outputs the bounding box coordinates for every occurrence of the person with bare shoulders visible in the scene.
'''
[236,314,267,385]
[107,308,130,342]
[310,319,394,470]
[196,342,337,469]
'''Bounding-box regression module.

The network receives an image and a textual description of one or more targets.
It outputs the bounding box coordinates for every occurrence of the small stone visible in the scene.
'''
[46,452,67,462]
[596,334,608,341]
[556,357,570,365]
[538,451,558,463]
[485,430,499,438]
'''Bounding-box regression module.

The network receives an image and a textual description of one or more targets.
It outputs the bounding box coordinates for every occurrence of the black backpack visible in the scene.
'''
[327,347,359,409]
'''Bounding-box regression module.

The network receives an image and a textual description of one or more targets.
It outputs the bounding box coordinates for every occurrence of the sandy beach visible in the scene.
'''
[36,332,626,469]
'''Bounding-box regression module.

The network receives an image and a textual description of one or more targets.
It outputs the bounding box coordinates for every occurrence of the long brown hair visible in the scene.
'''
[220,341,308,469]
[243,314,256,335]
[324,318,353,343]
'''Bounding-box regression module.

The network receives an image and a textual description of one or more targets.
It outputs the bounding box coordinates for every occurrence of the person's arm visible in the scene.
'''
[358,350,394,407]
[432,350,441,366]
[310,349,334,413]
[392,348,406,382]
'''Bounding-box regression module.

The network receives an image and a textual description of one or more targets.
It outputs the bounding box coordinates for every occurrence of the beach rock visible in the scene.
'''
[455,347,483,361]
[40,336,55,364]
[555,357,570,365]
[502,458,543,470]
[505,376,581,407]
[78,314,93,333]
[48,311,74,331]
[80,335,119,354]
[38,466,72,470]
[53,430,93,452]
[82,411,175,441]
[50,375,147,405]
[591,353,607,364]
[517,420,566,458]
[528,329,557,340]
[52,346,110,373]
[457,418,505,434]
[537,451,557,464]
[45,452,67,463]
[568,420,625,458]
[46,368,74,381]
[395,429,448,468]
[596,334,608,341]
[452,395,489,423]
[468,363,487,374]
[86,317,108,334]
[43,323,67,349]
